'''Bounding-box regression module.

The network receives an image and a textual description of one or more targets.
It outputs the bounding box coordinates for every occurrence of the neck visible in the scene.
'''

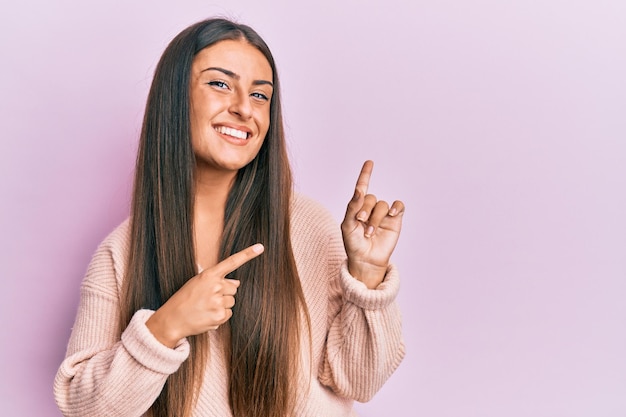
[194,168,236,212]
[193,166,237,271]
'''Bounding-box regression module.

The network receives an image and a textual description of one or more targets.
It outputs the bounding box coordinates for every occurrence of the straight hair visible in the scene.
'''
[120,18,309,417]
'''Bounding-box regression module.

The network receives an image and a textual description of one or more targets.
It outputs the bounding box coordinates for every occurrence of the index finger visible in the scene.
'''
[213,243,265,277]
[354,160,374,197]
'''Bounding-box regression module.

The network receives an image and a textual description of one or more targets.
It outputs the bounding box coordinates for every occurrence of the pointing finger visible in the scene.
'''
[213,243,265,277]
[354,160,374,197]
[343,161,374,228]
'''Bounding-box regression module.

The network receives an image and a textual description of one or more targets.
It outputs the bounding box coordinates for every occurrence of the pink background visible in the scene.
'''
[1,1,625,416]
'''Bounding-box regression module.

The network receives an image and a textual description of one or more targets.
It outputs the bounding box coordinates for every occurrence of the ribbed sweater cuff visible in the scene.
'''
[121,309,190,374]
[339,260,400,310]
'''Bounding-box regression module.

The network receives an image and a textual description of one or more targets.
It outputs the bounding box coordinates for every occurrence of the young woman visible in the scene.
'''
[54,17,405,417]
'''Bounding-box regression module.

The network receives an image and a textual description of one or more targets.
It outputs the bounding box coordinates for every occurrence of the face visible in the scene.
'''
[189,39,273,174]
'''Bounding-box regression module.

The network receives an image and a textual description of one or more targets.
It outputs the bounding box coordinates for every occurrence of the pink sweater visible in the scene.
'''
[54,194,405,417]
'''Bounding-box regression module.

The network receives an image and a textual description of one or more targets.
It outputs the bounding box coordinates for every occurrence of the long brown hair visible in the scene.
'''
[120,18,309,417]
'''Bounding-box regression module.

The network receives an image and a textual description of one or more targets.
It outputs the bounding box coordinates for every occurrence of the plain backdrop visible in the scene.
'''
[1,0,625,416]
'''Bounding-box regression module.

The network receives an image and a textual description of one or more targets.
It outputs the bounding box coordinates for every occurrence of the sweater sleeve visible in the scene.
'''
[317,207,406,403]
[53,223,190,417]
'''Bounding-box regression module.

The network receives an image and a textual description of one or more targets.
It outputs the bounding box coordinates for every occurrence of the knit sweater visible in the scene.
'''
[54,193,405,417]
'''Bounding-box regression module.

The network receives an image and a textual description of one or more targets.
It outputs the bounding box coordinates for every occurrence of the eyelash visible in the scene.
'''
[208,80,229,89]
[251,92,269,101]
[207,80,269,102]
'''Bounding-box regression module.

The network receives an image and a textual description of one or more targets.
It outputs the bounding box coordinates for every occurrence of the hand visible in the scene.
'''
[146,243,265,348]
[341,160,404,289]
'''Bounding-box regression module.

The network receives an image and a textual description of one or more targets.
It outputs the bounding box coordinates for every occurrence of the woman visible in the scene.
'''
[54,17,405,417]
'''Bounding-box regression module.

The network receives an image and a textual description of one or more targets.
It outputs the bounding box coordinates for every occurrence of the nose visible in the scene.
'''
[229,90,252,120]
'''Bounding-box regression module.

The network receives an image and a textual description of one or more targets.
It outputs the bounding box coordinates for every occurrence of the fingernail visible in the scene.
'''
[365,225,375,237]
[389,207,397,216]
[357,211,367,221]
[252,244,265,254]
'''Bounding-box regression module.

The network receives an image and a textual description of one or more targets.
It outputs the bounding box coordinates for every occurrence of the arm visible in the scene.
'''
[319,160,406,401]
[318,225,405,402]
[54,224,264,417]
[53,226,190,417]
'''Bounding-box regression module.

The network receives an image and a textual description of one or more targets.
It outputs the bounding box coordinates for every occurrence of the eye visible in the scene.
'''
[207,80,229,89]
[251,92,269,101]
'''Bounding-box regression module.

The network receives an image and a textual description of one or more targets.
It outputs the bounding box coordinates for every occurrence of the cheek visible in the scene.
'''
[259,109,271,137]
[189,98,202,132]
[260,123,270,139]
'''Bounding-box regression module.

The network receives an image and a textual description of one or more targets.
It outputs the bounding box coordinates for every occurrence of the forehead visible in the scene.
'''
[192,39,273,80]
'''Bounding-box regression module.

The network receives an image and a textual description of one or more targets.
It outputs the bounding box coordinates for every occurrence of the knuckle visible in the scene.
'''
[378,200,390,210]
[211,308,227,323]
[225,296,235,308]
[212,282,224,293]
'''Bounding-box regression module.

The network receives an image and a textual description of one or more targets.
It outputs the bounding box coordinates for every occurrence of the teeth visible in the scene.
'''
[215,126,248,140]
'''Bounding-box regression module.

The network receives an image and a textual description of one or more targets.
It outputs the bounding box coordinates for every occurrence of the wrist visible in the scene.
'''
[347,260,388,289]
[146,309,182,349]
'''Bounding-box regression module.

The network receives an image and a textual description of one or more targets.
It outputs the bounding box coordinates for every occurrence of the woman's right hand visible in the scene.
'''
[146,243,265,348]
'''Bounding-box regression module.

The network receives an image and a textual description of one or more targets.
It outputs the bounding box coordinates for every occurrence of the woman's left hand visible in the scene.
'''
[341,160,405,289]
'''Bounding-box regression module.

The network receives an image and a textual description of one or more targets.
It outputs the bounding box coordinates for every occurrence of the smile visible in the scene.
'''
[214,125,250,140]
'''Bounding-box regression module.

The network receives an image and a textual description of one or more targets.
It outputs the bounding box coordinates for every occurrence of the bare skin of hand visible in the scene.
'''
[341,160,405,289]
[146,243,265,348]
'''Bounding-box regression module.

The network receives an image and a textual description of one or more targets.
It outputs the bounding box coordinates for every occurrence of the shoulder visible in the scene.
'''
[99,218,131,259]
[82,218,131,295]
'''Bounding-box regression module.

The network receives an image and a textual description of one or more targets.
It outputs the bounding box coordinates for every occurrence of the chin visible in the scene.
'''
[210,157,258,173]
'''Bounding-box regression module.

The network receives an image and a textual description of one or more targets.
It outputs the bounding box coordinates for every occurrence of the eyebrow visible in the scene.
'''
[201,66,273,87]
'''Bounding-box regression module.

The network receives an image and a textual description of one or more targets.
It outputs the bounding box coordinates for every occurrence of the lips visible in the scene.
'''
[214,125,250,140]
